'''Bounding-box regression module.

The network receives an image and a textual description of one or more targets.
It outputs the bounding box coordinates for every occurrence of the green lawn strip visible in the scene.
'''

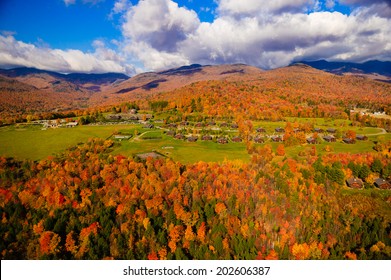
[112,137,249,164]
[0,124,133,160]
[0,120,390,163]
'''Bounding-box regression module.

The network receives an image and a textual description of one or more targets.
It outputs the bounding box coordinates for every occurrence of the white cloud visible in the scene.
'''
[340,0,391,5]
[216,0,317,17]
[339,0,391,17]
[0,35,135,74]
[115,0,391,70]
[123,41,190,70]
[118,0,199,70]
[3,0,391,74]
[122,0,199,52]
[82,0,104,5]
[63,0,76,6]
[112,0,132,14]
[63,0,104,6]
[326,0,336,9]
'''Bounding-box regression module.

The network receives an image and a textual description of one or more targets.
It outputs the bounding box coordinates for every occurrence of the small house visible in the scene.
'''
[168,123,178,128]
[220,122,228,127]
[129,109,138,114]
[254,136,264,143]
[256,127,266,133]
[180,121,189,126]
[293,128,303,133]
[346,177,364,189]
[195,122,203,128]
[217,138,228,144]
[374,178,391,189]
[343,138,355,144]
[232,136,242,142]
[271,135,283,142]
[166,130,175,136]
[143,124,154,129]
[275,127,285,133]
[356,135,368,141]
[323,135,336,142]
[231,124,239,129]
[129,115,139,121]
[208,121,216,126]
[174,134,185,140]
[306,137,316,144]
[109,115,121,120]
[187,136,198,142]
[327,128,337,134]
[66,122,78,128]
[314,128,324,133]
[202,135,213,141]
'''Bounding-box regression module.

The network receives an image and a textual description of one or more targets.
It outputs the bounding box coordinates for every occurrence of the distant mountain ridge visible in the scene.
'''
[0,67,129,92]
[0,67,129,84]
[94,63,263,104]
[295,60,391,77]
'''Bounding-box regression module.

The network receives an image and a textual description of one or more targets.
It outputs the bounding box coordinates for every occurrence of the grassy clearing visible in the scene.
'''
[0,117,389,163]
[0,124,134,160]
[284,117,352,127]
[113,133,249,164]
[139,130,164,139]
[282,140,375,158]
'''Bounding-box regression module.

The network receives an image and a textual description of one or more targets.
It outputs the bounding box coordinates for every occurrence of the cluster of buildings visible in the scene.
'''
[32,119,78,129]
[346,177,391,190]
[162,121,372,146]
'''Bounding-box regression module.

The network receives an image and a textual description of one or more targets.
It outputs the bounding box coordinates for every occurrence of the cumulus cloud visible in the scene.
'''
[180,12,360,68]
[123,41,190,70]
[116,0,199,70]
[115,0,391,70]
[339,0,391,17]
[111,0,132,15]
[0,35,135,74]
[325,0,336,9]
[122,0,199,52]
[3,0,391,74]
[216,0,318,17]
[340,0,391,5]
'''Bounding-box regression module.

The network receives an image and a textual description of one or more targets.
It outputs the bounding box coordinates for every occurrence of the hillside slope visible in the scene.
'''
[89,64,264,105]
[0,67,129,93]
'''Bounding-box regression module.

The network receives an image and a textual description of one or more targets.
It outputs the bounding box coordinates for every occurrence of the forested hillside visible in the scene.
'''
[1,139,390,260]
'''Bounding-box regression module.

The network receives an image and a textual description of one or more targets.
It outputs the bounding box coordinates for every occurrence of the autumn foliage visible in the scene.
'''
[1,139,390,260]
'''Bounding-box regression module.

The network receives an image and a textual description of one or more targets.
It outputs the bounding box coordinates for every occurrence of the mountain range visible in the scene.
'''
[1,60,390,94]
[0,67,129,93]
[0,60,390,115]
[294,60,391,82]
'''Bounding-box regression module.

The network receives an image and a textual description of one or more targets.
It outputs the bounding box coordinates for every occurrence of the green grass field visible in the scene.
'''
[0,117,389,163]
[114,131,249,164]
[0,124,135,160]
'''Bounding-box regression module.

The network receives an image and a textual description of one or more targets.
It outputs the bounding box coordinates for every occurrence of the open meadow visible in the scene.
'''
[1,117,389,163]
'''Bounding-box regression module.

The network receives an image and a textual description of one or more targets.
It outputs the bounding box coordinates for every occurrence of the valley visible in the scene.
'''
[1,62,391,260]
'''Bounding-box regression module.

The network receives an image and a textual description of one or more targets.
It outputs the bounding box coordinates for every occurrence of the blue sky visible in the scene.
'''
[0,0,122,51]
[0,0,390,74]
[0,0,217,52]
